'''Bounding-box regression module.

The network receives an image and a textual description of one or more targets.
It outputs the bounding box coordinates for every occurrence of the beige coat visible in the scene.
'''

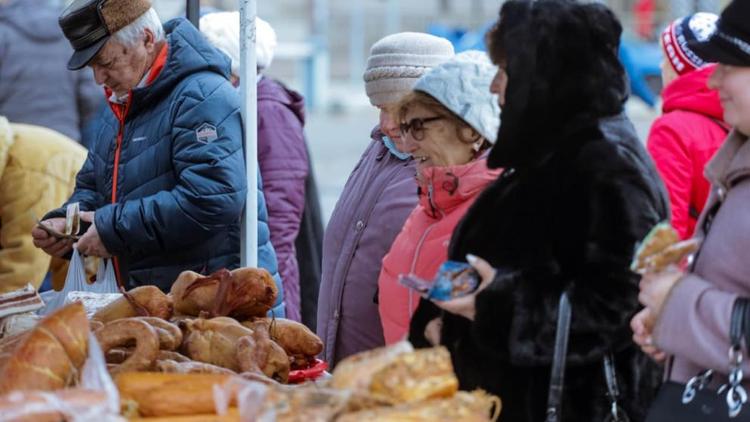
[0,117,86,293]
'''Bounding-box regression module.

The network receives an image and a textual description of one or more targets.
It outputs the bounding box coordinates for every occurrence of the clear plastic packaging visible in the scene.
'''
[0,334,123,421]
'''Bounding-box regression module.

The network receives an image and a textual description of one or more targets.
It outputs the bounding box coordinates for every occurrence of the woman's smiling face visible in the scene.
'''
[709,64,750,135]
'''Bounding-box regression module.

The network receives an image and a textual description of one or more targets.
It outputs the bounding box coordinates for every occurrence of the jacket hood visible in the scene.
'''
[0,117,14,181]
[131,18,233,108]
[258,77,305,125]
[662,64,723,120]
[0,0,65,42]
[487,0,628,170]
[418,156,501,218]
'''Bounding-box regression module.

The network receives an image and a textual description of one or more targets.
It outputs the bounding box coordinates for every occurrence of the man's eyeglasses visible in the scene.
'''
[399,116,444,141]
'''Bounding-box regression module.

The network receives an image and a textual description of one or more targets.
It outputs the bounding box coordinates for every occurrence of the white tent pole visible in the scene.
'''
[239,0,258,268]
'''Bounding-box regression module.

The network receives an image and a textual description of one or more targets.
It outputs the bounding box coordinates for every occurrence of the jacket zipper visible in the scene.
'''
[406,182,446,317]
[109,97,132,289]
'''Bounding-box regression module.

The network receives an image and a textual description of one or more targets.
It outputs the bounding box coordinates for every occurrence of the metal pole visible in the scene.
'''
[186,0,200,28]
[240,0,258,268]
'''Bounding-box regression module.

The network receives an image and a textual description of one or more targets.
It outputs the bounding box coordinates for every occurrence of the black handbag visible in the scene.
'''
[644,298,750,421]
[546,292,631,422]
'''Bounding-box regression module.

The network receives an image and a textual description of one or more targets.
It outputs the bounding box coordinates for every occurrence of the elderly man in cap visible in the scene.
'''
[31,0,285,315]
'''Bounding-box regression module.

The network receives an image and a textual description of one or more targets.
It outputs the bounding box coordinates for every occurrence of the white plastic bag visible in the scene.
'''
[39,249,119,315]
[90,258,119,294]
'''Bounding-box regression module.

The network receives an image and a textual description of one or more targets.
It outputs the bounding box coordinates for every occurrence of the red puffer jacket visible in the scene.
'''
[647,64,727,239]
[377,157,501,344]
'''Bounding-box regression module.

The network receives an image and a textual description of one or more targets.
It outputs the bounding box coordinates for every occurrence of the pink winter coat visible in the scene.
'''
[377,157,501,344]
[647,65,727,240]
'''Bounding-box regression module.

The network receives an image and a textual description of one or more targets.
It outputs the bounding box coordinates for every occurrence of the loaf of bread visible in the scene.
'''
[156,359,236,375]
[115,372,239,417]
[128,408,239,421]
[0,302,89,393]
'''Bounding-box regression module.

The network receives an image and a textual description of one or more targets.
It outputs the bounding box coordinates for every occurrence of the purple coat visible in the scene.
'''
[654,131,750,387]
[258,77,308,322]
[318,129,417,366]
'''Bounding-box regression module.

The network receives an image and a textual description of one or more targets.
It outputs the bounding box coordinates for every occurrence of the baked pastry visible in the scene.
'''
[0,302,89,393]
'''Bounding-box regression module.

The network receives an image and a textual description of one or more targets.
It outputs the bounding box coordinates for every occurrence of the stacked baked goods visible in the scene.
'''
[0,267,501,421]
[0,267,326,420]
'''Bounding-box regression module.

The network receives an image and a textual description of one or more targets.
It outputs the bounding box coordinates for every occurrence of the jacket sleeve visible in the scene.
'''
[471,147,658,366]
[653,274,744,374]
[647,118,692,239]
[43,151,103,220]
[257,101,308,319]
[95,83,247,256]
[0,170,57,292]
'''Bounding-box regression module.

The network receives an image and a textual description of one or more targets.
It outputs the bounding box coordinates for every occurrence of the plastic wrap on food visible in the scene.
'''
[0,334,122,421]
[0,284,44,319]
[368,347,459,404]
[337,390,501,422]
[0,312,40,338]
[330,341,413,391]
[0,388,124,421]
[631,222,700,274]
[64,292,122,318]
[257,384,352,422]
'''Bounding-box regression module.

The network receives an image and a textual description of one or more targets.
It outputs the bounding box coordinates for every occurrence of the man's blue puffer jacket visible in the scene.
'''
[45,18,284,315]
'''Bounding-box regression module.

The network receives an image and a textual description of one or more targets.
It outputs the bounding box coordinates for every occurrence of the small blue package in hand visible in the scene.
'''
[399,260,480,301]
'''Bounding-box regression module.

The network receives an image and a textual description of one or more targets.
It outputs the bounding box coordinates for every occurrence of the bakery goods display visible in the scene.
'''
[0,268,501,421]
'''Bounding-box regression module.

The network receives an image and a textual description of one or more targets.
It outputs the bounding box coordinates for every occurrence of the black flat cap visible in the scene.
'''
[59,0,152,70]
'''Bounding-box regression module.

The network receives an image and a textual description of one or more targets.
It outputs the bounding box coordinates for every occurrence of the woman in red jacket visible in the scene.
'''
[377,51,502,344]
[648,12,727,239]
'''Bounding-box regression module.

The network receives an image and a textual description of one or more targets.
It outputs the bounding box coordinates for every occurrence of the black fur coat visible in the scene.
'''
[409,2,672,419]
[409,113,670,421]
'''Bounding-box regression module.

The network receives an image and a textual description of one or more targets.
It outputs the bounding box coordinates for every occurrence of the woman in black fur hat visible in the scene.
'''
[408,1,670,420]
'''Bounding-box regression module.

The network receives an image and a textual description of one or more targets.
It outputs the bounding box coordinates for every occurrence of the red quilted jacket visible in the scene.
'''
[647,65,727,239]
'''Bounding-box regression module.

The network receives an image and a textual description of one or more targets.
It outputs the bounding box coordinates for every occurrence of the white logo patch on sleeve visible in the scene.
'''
[195,123,218,143]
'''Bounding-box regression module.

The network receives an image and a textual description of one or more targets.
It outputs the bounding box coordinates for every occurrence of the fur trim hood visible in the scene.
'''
[487,0,628,169]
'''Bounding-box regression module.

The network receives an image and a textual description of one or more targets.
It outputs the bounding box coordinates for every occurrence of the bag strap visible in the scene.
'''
[546,291,572,422]
[603,354,630,422]
[721,298,750,417]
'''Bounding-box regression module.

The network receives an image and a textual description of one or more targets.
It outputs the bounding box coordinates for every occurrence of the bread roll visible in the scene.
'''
[0,303,89,393]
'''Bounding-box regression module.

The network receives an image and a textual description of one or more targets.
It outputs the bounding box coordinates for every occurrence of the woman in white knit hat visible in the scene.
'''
[318,32,454,366]
[377,51,501,345]
[200,12,314,324]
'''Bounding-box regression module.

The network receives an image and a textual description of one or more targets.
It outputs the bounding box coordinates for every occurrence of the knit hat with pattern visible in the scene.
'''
[363,32,454,106]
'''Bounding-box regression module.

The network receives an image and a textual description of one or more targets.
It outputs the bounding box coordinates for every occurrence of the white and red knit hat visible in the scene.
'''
[661,12,719,75]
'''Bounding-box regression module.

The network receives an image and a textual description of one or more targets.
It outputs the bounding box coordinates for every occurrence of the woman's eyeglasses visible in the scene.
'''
[399,116,444,141]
